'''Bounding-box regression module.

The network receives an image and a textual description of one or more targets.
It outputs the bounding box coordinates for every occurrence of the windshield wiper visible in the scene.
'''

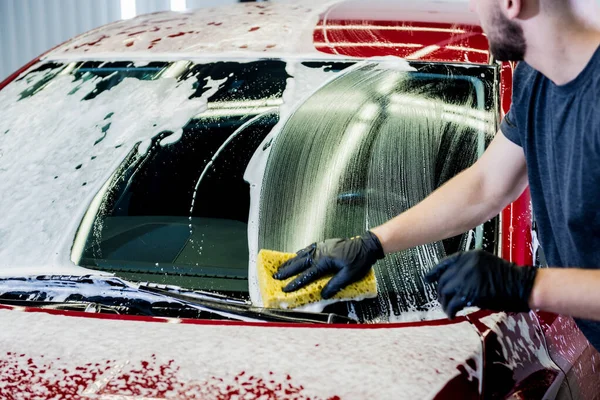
[0,275,356,324]
[138,283,356,324]
[138,282,250,306]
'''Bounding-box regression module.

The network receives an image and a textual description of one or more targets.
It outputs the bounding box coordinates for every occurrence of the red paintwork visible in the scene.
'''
[500,62,516,116]
[434,370,480,400]
[315,21,490,64]
[469,311,563,398]
[502,189,534,266]
[0,1,598,399]
[0,57,43,92]
[0,303,469,329]
[498,62,534,266]
[315,1,488,63]
[538,314,600,397]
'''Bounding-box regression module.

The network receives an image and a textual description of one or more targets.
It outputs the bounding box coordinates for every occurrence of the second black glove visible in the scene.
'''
[425,250,538,319]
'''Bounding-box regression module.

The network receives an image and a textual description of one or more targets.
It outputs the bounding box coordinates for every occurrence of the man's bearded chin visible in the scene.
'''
[489,12,527,61]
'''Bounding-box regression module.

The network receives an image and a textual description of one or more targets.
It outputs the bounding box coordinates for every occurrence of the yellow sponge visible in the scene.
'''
[257,249,378,309]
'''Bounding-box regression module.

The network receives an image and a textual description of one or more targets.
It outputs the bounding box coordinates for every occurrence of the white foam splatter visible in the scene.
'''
[388,306,480,323]
[291,293,379,314]
[46,0,346,61]
[0,64,214,272]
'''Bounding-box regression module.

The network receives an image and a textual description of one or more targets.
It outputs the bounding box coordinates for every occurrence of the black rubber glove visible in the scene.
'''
[273,231,385,299]
[425,250,538,319]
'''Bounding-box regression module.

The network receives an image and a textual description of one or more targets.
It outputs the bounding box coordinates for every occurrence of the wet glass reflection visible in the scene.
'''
[258,63,496,320]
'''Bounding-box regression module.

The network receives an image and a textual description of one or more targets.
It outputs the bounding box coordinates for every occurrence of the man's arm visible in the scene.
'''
[424,249,600,322]
[372,130,529,254]
[531,268,600,320]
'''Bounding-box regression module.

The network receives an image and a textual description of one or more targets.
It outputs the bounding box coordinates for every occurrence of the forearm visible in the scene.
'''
[530,268,600,321]
[371,167,503,254]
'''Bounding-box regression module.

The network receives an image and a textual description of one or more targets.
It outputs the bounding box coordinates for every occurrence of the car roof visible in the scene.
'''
[44,0,490,65]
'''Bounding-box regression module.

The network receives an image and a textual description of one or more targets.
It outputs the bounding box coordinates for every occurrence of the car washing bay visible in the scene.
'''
[0,0,599,399]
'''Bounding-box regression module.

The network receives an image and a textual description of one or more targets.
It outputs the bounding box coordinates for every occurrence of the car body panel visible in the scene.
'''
[537,312,600,399]
[314,2,489,64]
[43,0,342,62]
[0,304,483,399]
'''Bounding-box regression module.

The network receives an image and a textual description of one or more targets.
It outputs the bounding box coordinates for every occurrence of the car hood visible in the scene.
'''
[0,304,483,399]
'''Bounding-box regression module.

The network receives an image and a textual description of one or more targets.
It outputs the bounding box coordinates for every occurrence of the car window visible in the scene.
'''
[256,62,498,321]
[68,60,352,295]
[3,59,497,322]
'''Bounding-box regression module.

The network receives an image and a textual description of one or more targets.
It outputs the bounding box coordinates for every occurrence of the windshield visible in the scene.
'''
[0,59,498,322]
[73,59,299,294]
[259,62,499,321]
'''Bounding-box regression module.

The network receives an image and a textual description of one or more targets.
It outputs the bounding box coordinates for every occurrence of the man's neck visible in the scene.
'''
[524,25,600,86]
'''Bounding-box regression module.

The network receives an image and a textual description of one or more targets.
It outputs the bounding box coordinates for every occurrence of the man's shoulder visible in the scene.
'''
[513,61,541,91]
[509,62,549,119]
[514,61,537,76]
[500,62,547,147]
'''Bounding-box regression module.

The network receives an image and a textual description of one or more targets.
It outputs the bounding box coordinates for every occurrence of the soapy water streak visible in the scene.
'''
[258,64,494,320]
[188,110,278,256]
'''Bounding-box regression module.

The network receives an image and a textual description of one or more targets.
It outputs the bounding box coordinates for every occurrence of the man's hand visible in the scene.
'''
[273,231,385,299]
[425,250,538,319]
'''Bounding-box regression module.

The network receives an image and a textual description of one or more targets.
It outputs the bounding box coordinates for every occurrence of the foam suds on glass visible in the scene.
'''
[0,62,211,270]
[244,61,358,307]
[252,62,494,321]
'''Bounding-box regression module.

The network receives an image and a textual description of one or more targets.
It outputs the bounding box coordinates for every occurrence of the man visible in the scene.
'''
[274,0,600,351]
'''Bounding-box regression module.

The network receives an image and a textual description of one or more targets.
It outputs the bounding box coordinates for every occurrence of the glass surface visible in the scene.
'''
[259,62,498,320]
[9,59,498,321]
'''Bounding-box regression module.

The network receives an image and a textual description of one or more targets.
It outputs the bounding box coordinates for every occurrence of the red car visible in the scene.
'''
[0,1,598,399]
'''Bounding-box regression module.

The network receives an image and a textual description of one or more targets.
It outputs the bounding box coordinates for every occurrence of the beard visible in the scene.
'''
[487,7,527,61]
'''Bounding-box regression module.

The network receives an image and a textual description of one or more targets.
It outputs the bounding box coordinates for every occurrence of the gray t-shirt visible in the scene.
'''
[500,46,600,351]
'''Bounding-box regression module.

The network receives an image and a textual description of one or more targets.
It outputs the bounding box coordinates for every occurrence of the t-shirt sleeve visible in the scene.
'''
[500,62,534,147]
[500,107,521,146]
